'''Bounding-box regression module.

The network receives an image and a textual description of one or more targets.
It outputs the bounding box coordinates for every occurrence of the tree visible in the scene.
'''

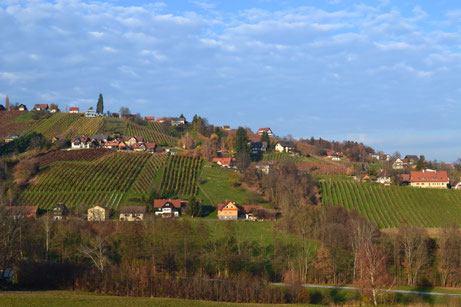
[80,236,108,273]
[234,127,250,171]
[185,196,201,218]
[40,213,54,261]
[181,133,195,149]
[416,155,425,171]
[438,225,461,287]
[119,107,131,117]
[260,131,270,150]
[5,95,10,111]
[96,93,104,114]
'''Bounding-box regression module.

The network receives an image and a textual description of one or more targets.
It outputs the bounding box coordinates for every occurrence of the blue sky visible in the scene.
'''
[1,1,461,162]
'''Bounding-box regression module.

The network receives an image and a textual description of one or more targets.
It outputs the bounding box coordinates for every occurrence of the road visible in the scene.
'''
[272,283,461,298]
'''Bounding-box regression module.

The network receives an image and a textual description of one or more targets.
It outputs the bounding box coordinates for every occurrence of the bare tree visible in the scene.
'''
[119,107,131,117]
[181,133,195,149]
[438,225,461,287]
[80,236,108,273]
[0,206,25,278]
[40,213,54,261]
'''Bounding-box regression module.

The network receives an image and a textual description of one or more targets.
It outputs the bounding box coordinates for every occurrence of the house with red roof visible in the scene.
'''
[410,170,449,189]
[71,136,93,149]
[212,157,235,168]
[154,199,188,217]
[145,142,157,153]
[69,107,80,113]
[104,140,120,149]
[144,116,156,123]
[217,201,239,220]
[33,104,49,111]
[257,127,273,136]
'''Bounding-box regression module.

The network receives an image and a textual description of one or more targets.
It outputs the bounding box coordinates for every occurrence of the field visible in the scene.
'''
[320,179,461,228]
[21,152,152,210]
[32,113,81,138]
[0,111,41,137]
[262,152,347,175]
[262,152,305,163]
[125,122,176,145]
[36,149,113,167]
[64,117,104,138]
[159,155,202,197]
[129,153,168,194]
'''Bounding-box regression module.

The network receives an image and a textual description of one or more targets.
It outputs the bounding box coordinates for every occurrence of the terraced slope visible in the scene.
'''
[320,179,461,228]
[125,122,176,145]
[159,155,202,197]
[32,113,81,138]
[130,154,168,194]
[65,117,104,138]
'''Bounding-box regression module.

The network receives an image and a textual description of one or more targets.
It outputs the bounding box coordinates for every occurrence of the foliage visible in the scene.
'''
[0,132,48,156]
[96,93,104,115]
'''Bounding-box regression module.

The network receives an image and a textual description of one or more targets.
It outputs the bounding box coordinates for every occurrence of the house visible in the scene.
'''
[5,206,38,219]
[399,174,411,186]
[452,181,461,189]
[251,142,264,154]
[371,154,380,160]
[133,143,147,152]
[326,151,342,161]
[33,104,49,111]
[217,201,239,220]
[145,116,156,123]
[124,136,143,146]
[392,158,404,170]
[381,154,391,161]
[18,104,27,111]
[410,170,449,189]
[118,141,128,150]
[51,135,65,143]
[405,155,419,165]
[275,141,295,153]
[103,140,120,149]
[92,134,108,145]
[69,107,79,113]
[5,134,19,143]
[212,157,235,168]
[49,105,59,113]
[240,205,277,221]
[87,205,108,221]
[222,125,230,131]
[376,170,391,186]
[119,206,146,221]
[171,117,186,126]
[153,199,188,217]
[71,136,93,149]
[85,107,96,118]
[255,162,273,175]
[145,142,157,153]
[257,127,273,137]
[52,203,68,220]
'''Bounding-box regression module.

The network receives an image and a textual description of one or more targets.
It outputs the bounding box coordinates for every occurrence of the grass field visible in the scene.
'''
[0,291,307,307]
[320,179,461,228]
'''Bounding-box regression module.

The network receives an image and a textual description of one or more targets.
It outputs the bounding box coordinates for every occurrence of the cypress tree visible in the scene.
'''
[260,131,270,149]
[5,95,9,111]
[96,93,104,114]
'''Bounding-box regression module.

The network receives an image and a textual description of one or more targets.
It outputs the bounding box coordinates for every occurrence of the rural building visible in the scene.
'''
[5,206,38,219]
[69,107,79,113]
[255,162,273,175]
[212,157,235,168]
[51,135,65,143]
[240,205,277,221]
[124,136,143,146]
[410,170,449,189]
[405,155,419,165]
[5,134,19,143]
[33,104,49,111]
[275,141,295,153]
[145,116,156,123]
[392,158,404,170]
[119,206,146,221]
[92,134,108,145]
[376,174,391,186]
[71,136,93,149]
[52,203,68,220]
[87,205,108,221]
[222,125,230,131]
[326,151,342,161]
[217,201,239,220]
[85,107,96,118]
[103,140,120,149]
[157,117,186,126]
[18,104,27,111]
[251,142,267,154]
[257,127,273,136]
[154,199,188,217]
[133,143,147,152]
[145,142,157,153]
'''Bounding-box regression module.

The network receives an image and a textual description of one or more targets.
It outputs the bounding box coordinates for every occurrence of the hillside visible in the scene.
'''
[320,178,461,228]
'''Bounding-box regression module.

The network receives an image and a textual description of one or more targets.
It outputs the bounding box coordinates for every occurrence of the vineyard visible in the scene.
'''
[21,152,151,210]
[262,152,305,163]
[32,113,81,138]
[320,179,461,228]
[0,111,40,137]
[36,149,113,167]
[149,122,171,135]
[130,154,168,194]
[159,155,202,197]
[125,122,176,145]
[64,117,104,138]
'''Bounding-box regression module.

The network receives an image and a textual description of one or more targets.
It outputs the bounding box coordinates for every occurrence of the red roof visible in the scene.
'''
[145,116,155,120]
[212,157,234,166]
[69,107,79,111]
[257,127,271,134]
[410,170,449,183]
[217,200,238,211]
[104,140,120,146]
[154,199,188,208]
[34,104,48,109]
[145,142,156,149]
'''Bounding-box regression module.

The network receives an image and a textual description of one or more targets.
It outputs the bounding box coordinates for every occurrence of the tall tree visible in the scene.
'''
[416,155,425,171]
[96,93,104,114]
[185,196,201,218]
[234,127,251,171]
[5,95,9,111]
[260,131,270,150]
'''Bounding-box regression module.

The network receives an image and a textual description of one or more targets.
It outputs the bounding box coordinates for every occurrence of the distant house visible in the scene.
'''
[222,125,231,131]
[410,170,449,189]
[217,201,239,220]
[145,142,157,153]
[144,116,156,123]
[156,117,186,126]
[392,158,404,170]
[326,151,342,161]
[119,206,146,221]
[71,136,93,149]
[51,135,65,143]
[452,181,461,190]
[275,141,295,153]
[52,203,68,220]
[251,142,264,155]
[255,162,272,175]
[124,136,143,146]
[33,104,49,111]
[103,140,120,149]
[118,141,128,150]
[18,104,27,111]
[133,143,147,152]
[153,199,188,218]
[212,157,235,168]
[376,170,391,186]
[69,107,79,113]
[5,134,19,143]
[92,134,108,145]
[257,128,273,136]
[399,174,411,186]
[405,155,419,165]
[85,107,96,118]
[87,205,107,221]
[5,206,38,219]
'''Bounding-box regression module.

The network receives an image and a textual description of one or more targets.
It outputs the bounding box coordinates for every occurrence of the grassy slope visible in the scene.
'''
[0,291,312,307]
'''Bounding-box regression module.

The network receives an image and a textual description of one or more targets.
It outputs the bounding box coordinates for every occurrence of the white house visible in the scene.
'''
[119,206,146,221]
[275,141,295,153]
[392,158,404,170]
[257,127,273,137]
[85,107,96,118]
[71,136,93,149]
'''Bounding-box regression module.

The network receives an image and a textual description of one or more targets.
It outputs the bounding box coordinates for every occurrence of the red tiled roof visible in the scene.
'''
[410,170,448,183]
[105,140,120,146]
[34,104,48,109]
[212,157,234,166]
[217,200,240,211]
[69,107,79,111]
[145,116,155,120]
[257,127,271,133]
[154,199,188,208]
[145,142,156,149]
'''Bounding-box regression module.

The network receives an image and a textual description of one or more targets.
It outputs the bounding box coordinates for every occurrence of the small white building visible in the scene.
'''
[85,107,96,118]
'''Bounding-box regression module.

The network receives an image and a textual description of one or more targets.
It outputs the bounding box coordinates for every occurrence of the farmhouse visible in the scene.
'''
[33,104,49,111]
[103,140,120,149]
[326,151,342,161]
[132,143,147,152]
[119,206,146,221]
[405,155,419,165]
[157,117,186,126]
[145,142,157,153]
[410,170,449,189]
[52,203,68,220]
[85,107,96,118]
[69,107,79,113]
[5,134,19,143]
[212,157,235,168]
[392,158,404,170]
[275,141,295,153]
[257,127,273,136]
[71,136,93,149]
[92,134,108,145]
[5,206,38,219]
[240,205,277,221]
[255,161,273,175]
[87,205,108,221]
[124,136,143,146]
[154,199,188,217]
[217,201,239,220]
[144,116,156,123]
[18,104,27,111]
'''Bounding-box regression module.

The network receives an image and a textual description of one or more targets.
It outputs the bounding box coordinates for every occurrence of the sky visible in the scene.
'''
[1,0,461,162]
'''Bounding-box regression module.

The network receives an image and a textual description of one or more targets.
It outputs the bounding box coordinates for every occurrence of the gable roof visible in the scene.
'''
[120,206,146,214]
[104,140,120,146]
[34,104,48,109]
[153,199,188,208]
[410,170,448,183]
[69,107,79,111]
[217,200,239,211]
[145,142,156,149]
[257,127,272,133]
[212,157,234,166]
[277,141,294,147]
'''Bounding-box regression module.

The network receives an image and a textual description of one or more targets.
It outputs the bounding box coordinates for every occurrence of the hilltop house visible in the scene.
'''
[410,170,449,189]
[88,205,108,221]
[153,199,188,217]
[5,206,38,219]
[5,134,19,143]
[69,107,79,113]
[18,104,27,111]
[144,116,156,123]
[275,141,295,153]
[119,206,146,221]
[85,107,96,118]
[212,157,235,168]
[157,117,186,126]
[392,158,404,170]
[257,127,273,137]
[52,203,68,220]
[217,201,239,220]
[33,104,49,111]
[326,151,342,161]
[71,136,93,149]
[405,155,419,165]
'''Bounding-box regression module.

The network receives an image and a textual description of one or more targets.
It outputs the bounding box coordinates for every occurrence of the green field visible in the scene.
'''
[125,122,177,145]
[320,179,461,228]
[159,155,202,197]
[262,152,305,163]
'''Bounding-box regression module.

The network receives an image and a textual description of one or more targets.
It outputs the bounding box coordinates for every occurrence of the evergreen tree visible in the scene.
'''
[416,155,425,171]
[185,196,201,218]
[96,93,104,114]
[234,127,250,155]
[5,95,9,111]
[260,131,270,150]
